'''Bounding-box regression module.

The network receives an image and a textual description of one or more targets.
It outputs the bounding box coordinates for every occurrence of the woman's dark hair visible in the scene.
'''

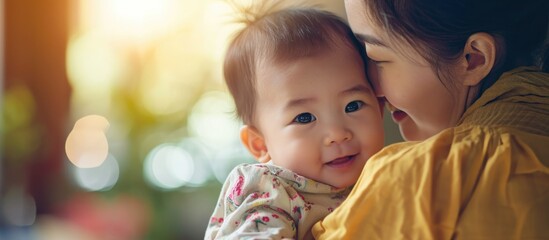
[364,0,549,90]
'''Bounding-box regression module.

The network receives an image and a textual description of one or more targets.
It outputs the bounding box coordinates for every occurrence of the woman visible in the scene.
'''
[313,0,549,239]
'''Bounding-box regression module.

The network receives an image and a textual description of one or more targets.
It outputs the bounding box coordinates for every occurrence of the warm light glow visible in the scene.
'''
[138,33,208,116]
[201,1,246,64]
[88,0,183,46]
[66,32,127,113]
[65,115,110,168]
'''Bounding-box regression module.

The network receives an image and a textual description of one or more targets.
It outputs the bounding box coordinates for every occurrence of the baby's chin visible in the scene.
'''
[329,175,362,190]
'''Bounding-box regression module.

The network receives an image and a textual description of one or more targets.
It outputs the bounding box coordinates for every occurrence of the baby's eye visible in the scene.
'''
[345,101,365,113]
[293,112,317,124]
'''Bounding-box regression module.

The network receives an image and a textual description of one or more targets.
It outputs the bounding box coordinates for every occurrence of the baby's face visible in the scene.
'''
[253,46,385,188]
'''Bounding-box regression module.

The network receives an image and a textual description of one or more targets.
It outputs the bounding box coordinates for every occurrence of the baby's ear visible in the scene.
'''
[240,125,270,163]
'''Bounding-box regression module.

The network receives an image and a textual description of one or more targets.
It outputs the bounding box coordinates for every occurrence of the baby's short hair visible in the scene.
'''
[224,2,366,125]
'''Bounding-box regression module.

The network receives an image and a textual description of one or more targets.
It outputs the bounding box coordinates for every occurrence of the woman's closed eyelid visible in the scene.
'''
[368,58,383,64]
[368,58,387,64]
[366,48,391,64]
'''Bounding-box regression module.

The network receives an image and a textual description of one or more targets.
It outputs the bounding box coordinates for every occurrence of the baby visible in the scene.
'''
[205,3,384,240]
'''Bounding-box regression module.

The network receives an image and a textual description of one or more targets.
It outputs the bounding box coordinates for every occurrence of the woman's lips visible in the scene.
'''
[386,102,408,123]
[391,110,408,123]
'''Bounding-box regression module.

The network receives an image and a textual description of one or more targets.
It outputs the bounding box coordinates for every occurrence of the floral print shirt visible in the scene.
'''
[205,163,350,240]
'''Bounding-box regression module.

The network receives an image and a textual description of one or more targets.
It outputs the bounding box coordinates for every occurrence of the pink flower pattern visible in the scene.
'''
[228,175,244,204]
[207,164,351,236]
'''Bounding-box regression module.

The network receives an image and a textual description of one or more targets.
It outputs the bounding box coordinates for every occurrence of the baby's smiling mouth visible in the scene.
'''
[325,154,357,167]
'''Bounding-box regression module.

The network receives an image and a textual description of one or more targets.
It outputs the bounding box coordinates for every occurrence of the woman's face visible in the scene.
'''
[344,0,470,141]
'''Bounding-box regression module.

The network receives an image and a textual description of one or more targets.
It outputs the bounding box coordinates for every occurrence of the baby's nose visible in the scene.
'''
[323,125,352,145]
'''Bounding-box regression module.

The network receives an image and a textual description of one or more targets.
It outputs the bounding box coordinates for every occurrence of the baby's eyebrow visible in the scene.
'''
[340,84,373,96]
[284,97,314,110]
[284,85,372,110]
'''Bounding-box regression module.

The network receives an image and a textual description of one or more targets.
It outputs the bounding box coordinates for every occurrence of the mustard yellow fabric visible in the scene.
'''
[312,67,549,239]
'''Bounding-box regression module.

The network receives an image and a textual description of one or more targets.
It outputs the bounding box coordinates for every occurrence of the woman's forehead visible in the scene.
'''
[345,0,388,45]
[345,2,430,66]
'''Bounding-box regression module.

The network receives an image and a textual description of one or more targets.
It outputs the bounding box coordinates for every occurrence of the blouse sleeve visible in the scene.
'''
[313,126,549,239]
[205,164,298,240]
[312,133,460,239]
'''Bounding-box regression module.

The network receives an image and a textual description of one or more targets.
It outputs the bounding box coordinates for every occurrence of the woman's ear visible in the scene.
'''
[240,125,270,163]
[459,32,496,86]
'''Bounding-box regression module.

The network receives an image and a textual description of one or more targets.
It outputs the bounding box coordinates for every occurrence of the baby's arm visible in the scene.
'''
[205,164,297,239]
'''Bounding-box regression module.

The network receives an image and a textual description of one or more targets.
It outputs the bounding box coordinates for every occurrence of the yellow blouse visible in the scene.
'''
[312,67,549,239]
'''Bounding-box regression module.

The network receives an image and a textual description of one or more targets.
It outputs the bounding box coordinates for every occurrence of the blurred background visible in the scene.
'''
[0,0,402,239]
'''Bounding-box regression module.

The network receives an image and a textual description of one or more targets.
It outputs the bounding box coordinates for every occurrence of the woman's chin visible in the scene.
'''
[398,121,432,141]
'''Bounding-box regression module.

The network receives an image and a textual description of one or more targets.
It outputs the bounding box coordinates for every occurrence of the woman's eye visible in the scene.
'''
[369,59,385,65]
[293,113,316,124]
[345,101,365,113]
